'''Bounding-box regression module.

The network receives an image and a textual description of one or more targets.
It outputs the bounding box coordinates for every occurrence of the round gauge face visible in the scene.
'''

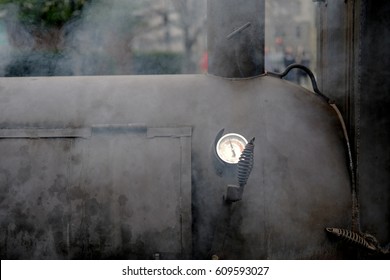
[216,133,248,164]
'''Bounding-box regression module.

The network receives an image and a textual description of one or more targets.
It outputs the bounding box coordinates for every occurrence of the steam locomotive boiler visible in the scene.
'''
[0,0,389,259]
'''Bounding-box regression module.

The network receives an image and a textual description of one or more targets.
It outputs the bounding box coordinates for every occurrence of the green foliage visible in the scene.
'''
[4,51,71,76]
[0,0,89,27]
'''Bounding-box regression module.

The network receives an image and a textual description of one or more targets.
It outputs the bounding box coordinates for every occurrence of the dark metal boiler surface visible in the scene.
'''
[0,74,351,259]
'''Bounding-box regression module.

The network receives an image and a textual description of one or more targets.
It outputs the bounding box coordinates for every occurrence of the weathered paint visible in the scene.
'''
[0,74,352,259]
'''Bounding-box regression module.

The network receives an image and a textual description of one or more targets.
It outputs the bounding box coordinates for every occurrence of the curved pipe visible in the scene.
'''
[269,64,359,232]
[268,63,330,103]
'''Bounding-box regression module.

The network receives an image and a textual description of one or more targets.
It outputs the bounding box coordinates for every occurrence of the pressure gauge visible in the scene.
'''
[216,133,248,164]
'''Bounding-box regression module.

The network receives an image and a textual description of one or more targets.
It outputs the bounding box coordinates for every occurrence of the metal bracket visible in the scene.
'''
[224,185,243,203]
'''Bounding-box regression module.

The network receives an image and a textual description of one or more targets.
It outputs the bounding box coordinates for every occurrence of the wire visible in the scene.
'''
[268,63,330,103]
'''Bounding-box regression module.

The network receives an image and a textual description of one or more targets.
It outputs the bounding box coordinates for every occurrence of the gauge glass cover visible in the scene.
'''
[216,133,248,164]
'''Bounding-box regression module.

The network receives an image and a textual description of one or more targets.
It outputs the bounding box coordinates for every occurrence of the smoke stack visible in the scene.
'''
[207,0,265,78]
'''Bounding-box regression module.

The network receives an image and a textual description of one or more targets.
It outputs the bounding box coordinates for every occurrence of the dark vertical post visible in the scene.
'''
[357,0,390,245]
[316,0,390,247]
[207,0,265,78]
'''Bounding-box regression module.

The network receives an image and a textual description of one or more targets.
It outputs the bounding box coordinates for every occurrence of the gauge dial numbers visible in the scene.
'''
[216,133,248,164]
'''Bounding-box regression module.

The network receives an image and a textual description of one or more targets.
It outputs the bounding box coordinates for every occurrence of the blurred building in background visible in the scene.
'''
[265,0,316,79]
[131,0,207,74]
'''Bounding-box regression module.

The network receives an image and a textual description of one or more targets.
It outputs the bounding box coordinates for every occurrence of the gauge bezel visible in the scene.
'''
[216,133,248,164]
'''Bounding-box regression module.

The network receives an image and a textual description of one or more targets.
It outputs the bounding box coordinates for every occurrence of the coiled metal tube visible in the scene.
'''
[237,137,255,187]
[325,227,377,251]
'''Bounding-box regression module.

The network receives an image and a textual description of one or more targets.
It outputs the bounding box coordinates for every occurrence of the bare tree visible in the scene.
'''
[171,0,206,73]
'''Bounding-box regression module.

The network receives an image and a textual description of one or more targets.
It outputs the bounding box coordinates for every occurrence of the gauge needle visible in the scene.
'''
[229,140,236,157]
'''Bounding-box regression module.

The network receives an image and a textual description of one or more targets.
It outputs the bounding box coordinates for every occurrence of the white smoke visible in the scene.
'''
[0,0,207,77]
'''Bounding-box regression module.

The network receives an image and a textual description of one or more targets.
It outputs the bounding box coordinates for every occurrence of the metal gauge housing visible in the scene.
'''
[216,133,248,164]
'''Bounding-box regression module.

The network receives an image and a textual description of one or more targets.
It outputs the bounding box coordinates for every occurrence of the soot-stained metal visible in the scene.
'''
[0,0,389,260]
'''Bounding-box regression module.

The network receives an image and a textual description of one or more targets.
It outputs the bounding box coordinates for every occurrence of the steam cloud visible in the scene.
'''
[0,0,204,76]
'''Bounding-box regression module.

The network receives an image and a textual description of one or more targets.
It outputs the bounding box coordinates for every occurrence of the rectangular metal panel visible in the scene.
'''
[147,127,192,138]
[0,128,91,139]
[0,125,192,259]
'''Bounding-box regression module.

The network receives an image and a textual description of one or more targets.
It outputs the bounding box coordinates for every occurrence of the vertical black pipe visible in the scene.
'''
[207,0,265,78]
